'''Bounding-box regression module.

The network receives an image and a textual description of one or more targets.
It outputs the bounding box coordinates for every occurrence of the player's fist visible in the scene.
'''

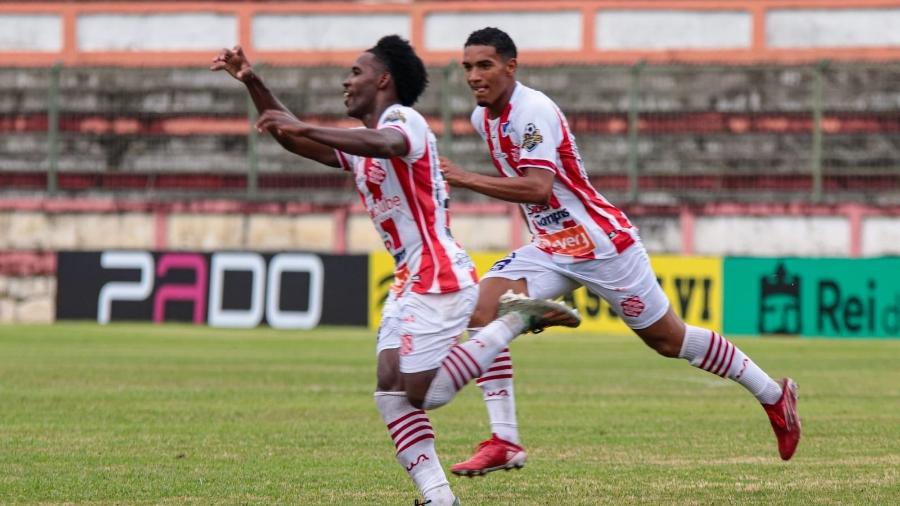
[439,156,468,187]
[210,45,253,82]
[256,110,307,137]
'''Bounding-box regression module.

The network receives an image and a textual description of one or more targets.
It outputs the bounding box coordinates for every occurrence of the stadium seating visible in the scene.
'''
[1,63,899,203]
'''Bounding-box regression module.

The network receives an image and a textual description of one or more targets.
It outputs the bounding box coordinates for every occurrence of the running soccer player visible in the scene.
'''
[211,35,579,505]
[439,27,801,476]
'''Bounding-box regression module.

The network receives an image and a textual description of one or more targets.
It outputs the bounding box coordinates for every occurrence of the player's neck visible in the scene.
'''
[486,82,517,120]
[363,95,401,128]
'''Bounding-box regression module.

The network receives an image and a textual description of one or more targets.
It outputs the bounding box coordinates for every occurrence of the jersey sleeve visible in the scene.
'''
[512,98,562,173]
[380,106,427,163]
[334,149,358,172]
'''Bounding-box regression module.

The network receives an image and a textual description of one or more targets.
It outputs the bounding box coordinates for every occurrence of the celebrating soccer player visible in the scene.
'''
[439,27,801,476]
[211,35,579,505]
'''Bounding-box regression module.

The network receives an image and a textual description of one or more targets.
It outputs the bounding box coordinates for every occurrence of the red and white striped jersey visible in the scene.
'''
[471,82,638,262]
[336,104,478,294]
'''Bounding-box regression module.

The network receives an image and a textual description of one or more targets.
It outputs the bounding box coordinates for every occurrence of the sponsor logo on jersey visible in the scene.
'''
[526,204,551,214]
[522,122,543,152]
[454,252,474,270]
[384,109,407,123]
[536,224,596,257]
[368,195,403,220]
[535,209,571,227]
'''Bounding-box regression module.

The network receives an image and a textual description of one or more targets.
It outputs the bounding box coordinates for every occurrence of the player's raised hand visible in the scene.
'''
[256,110,308,136]
[210,45,253,81]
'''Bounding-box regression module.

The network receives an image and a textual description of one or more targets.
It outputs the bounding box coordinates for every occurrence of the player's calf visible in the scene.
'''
[422,293,579,410]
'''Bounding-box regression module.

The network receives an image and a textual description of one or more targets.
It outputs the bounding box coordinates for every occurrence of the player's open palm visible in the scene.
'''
[210,45,252,81]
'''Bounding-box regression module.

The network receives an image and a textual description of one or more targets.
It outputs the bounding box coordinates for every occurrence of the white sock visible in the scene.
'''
[475,341,520,444]
[374,392,452,503]
[679,325,783,404]
[423,313,526,410]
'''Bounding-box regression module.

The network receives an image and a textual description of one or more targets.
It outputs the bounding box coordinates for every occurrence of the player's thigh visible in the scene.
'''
[474,246,580,326]
[375,291,404,390]
[470,277,527,327]
[376,348,402,391]
[577,243,670,330]
[397,286,478,375]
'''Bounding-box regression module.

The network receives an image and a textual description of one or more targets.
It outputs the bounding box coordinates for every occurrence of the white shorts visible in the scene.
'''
[376,284,479,373]
[482,241,669,330]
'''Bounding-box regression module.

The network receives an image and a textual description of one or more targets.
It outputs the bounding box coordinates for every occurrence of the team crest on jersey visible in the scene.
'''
[501,121,511,136]
[522,123,543,152]
[384,109,406,123]
[366,159,387,185]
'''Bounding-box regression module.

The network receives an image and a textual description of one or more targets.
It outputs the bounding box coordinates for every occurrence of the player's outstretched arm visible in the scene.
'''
[439,156,553,204]
[210,45,288,114]
[256,111,408,160]
[211,46,339,167]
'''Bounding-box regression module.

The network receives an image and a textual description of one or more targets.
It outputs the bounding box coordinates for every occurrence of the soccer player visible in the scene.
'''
[439,27,801,475]
[211,35,579,505]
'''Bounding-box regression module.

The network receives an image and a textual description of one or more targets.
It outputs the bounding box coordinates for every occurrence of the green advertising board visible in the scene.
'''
[724,257,900,338]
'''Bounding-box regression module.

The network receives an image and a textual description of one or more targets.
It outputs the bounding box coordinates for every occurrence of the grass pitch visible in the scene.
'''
[0,323,897,505]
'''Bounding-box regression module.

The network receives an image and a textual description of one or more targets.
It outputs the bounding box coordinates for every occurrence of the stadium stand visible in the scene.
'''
[1,63,899,203]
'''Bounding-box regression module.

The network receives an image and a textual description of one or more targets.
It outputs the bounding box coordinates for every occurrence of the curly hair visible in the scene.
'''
[464,27,517,60]
[367,35,428,107]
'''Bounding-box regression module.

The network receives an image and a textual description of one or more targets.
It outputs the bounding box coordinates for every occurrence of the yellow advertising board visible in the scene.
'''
[368,251,722,334]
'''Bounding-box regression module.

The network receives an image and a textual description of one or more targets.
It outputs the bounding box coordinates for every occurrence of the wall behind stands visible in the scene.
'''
[3,1,900,66]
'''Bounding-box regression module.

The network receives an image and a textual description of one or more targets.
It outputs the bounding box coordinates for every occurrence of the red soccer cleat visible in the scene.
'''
[762,377,801,461]
[451,434,527,477]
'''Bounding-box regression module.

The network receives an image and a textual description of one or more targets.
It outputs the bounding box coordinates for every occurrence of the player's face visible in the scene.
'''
[462,44,517,110]
[343,52,386,119]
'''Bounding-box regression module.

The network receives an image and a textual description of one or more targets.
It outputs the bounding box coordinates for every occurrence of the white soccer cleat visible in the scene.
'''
[496,290,581,333]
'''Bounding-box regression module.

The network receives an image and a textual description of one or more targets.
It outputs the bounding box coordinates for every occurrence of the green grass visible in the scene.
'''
[0,324,897,505]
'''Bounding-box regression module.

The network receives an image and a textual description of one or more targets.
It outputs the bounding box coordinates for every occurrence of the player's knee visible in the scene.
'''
[469,303,498,327]
[641,333,682,358]
[407,392,426,410]
[376,370,402,392]
[655,340,682,358]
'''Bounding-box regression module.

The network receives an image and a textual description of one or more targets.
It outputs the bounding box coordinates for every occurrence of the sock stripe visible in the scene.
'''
[708,334,730,375]
[449,347,478,379]
[454,346,483,377]
[477,373,513,383]
[394,423,433,450]
[483,364,512,374]
[490,356,512,365]
[395,432,435,455]
[442,357,464,391]
[390,415,430,441]
[715,340,737,377]
[709,340,731,374]
[698,331,719,370]
[386,409,426,430]
[711,334,728,373]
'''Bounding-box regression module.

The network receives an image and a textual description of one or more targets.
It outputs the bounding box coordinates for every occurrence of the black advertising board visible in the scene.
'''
[56,251,368,328]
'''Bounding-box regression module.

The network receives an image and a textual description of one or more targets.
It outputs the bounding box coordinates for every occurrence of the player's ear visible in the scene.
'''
[505,57,518,75]
[378,71,392,91]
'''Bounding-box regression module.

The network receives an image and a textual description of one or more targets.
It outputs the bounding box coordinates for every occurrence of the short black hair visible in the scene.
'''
[464,27,517,60]
[367,35,428,107]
